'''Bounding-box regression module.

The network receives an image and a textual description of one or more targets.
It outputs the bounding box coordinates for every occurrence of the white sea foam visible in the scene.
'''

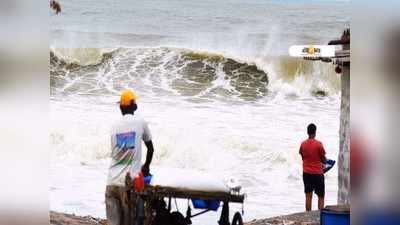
[50,90,340,222]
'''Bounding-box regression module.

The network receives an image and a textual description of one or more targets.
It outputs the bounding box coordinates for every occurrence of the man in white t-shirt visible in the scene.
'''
[105,89,154,225]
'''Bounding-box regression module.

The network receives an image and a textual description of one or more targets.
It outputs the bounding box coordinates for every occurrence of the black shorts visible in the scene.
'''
[303,173,325,197]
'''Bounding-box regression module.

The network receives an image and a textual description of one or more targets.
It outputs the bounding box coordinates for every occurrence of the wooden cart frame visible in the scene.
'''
[135,185,245,225]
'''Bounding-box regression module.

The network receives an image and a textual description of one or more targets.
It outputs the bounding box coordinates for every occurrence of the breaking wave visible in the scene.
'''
[50,47,339,101]
[50,47,119,67]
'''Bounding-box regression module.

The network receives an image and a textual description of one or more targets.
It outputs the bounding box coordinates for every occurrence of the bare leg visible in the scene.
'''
[106,196,122,225]
[305,193,312,211]
[318,196,324,210]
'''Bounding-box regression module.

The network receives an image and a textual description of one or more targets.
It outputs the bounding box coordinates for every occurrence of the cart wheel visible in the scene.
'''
[231,212,243,225]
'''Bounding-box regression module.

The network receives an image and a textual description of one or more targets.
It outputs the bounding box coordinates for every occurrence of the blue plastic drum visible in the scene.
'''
[320,205,350,225]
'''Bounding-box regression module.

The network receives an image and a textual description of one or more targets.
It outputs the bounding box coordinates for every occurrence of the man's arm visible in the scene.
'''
[320,154,327,163]
[320,143,327,163]
[141,140,154,176]
[299,146,303,160]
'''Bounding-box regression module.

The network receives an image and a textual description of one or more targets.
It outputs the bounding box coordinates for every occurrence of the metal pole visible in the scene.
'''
[338,30,350,205]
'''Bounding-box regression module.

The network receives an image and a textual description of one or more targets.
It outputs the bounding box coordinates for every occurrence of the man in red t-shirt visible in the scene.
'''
[299,123,326,211]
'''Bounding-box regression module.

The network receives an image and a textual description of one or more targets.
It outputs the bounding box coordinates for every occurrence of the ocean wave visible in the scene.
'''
[50,47,118,67]
[50,46,339,100]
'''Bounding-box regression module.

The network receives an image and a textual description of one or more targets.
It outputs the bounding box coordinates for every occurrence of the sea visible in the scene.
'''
[50,0,350,224]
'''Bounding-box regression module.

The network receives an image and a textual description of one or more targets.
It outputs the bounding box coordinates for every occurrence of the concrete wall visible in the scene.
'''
[338,56,350,204]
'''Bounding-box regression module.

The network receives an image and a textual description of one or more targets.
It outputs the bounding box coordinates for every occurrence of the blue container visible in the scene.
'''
[321,206,350,225]
[191,199,220,211]
[144,175,152,185]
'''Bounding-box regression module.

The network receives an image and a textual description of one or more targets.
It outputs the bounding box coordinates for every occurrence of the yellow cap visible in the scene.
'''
[120,90,137,106]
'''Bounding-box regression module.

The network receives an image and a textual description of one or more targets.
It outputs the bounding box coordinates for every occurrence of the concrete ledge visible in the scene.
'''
[50,210,320,225]
[245,211,319,225]
[50,211,107,225]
